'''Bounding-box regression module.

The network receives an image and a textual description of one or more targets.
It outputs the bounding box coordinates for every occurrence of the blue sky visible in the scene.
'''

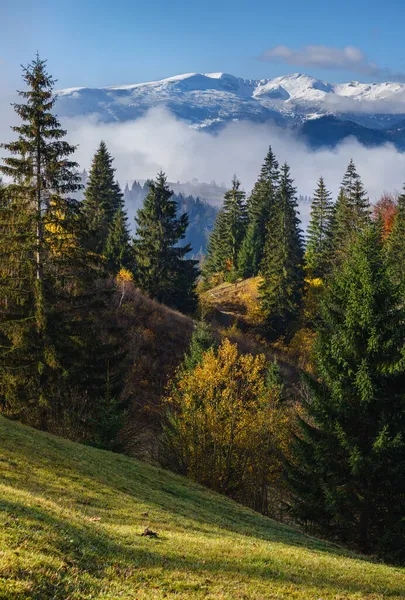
[2,0,405,89]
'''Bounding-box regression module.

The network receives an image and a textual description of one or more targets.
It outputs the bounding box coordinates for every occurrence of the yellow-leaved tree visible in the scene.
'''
[161,338,290,515]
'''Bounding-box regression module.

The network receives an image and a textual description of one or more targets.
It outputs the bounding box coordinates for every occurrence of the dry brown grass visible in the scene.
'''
[109,282,194,459]
[200,277,302,387]
[201,276,264,327]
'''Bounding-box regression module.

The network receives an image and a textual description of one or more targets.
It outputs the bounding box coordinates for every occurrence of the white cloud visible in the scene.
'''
[319,94,405,115]
[259,44,405,82]
[2,92,405,233]
[64,107,405,224]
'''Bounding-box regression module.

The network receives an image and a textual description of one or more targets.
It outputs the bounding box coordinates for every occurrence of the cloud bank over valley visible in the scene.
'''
[1,94,405,231]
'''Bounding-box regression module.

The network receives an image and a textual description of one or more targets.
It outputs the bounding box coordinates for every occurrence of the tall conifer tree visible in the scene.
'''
[203,210,229,278]
[0,56,116,431]
[134,172,198,312]
[105,203,132,275]
[288,225,405,560]
[83,141,123,254]
[259,163,304,339]
[238,147,279,277]
[331,160,370,260]
[203,177,247,281]
[305,177,334,278]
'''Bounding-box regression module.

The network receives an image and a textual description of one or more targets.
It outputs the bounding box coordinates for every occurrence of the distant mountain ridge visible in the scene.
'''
[56,72,405,149]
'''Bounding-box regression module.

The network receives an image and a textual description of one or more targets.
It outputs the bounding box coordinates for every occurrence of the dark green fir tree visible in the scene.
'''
[237,147,280,277]
[202,210,228,278]
[203,176,247,282]
[259,163,304,340]
[105,202,132,275]
[0,56,120,436]
[288,224,405,561]
[331,159,370,260]
[134,172,198,312]
[83,141,124,255]
[305,177,334,278]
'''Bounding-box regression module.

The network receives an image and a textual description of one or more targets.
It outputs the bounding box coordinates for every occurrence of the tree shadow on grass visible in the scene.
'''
[1,419,401,571]
[1,498,404,600]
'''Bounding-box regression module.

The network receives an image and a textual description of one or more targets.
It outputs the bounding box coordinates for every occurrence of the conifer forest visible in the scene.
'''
[1,55,405,582]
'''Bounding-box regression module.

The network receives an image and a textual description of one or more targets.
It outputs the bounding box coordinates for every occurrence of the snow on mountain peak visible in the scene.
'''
[55,71,405,135]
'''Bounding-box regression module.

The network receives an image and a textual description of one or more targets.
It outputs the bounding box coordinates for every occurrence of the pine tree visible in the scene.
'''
[134,172,198,312]
[202,210,228,277]
[203,177,247,281]
[259,163,304,340]
[237,222,258,279]
[238,147,280,277]
[0,56,117,433]
[331,160,370,259]
[83,141,123,254]
[386,187,405,288]
[183,320,217,372]
[288,225,405,561]
[222,177,248,271]
[105,202,132,275]
[305,177,334,278]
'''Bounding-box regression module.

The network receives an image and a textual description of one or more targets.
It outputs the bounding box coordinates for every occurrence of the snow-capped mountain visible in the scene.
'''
[56,72,405,148]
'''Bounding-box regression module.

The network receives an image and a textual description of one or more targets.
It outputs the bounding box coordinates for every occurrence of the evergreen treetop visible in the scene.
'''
[305,177,334,278]
[134,172,198,312]
[289,224,405,560]
[259,163,304,339]
[331,160,370,259]
[238,146,280,276]
[83,141,124,254]
[203,176,247,282]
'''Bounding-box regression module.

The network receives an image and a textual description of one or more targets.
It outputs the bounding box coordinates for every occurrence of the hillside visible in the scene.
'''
[201,277,264,329]
[1,417,404,599]
[109,283,194,458]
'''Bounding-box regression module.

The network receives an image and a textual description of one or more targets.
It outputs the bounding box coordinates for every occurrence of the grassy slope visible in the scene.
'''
[201,277,263,329]
[1,417,404,600]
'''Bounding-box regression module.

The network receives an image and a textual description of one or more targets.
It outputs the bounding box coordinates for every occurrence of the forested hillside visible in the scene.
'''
[1,55,405,589]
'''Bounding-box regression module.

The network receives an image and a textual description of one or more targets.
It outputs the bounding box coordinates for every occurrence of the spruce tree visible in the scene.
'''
[203,177,247,281]
[386,187,405,288]
[259,163,304,340]
[105,202,132,275]
[222,177,248,271]
[134,172,198,312]
[341,159,370,220]
[331,160,370,259]
[203,210,228,278]
[288,225,405,561]
[305,177,334,278]
[183,320,217,372]
[238,147,280,277]
[0,56,117,433]
[83,141,123,254]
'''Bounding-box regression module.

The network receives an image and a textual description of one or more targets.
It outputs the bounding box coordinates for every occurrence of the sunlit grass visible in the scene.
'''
[1,416,404,599]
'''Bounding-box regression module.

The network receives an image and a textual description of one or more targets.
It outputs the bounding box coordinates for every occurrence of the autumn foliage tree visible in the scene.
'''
[161,338,289,515]
[373,194,397,240]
